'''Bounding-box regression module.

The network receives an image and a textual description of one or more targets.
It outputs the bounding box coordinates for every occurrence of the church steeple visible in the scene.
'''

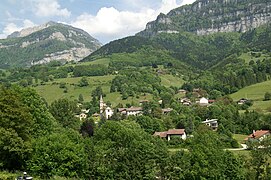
[100,95,104,114]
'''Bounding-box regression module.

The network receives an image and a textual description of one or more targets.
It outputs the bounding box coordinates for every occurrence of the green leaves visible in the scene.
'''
[91,121,168,179]
[0,86,33,170]
[49,98,80,130]
[28,131,88,178]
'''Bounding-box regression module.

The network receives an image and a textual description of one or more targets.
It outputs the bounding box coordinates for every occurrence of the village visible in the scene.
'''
[75,93,270,145]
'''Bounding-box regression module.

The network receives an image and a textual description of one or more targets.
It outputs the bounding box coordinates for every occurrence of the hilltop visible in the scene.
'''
[0,21,101,68]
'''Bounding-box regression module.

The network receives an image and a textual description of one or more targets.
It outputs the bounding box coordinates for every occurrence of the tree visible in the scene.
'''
[27,131,88,179]
[78,77,89,87]
[0,86,33,170]
[80,119,95,137]
[264,92,271,101]
[249,136,271,179]
[91,121,168,179]
[49,98,80,130]
[78,94,84,102]
[185,130,245,179]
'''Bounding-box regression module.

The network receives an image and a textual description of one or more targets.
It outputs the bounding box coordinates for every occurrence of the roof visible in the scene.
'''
[167,129,185,135]
[245,130,270,140]
[92,113,100,117]
[117,107,143,112]
[202,119,218,123]
[153,132,167,138]
[127,107,142,111]
[154,129,185,138]
[162,108,173,113]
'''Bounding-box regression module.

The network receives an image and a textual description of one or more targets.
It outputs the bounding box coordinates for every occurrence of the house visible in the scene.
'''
[244,130,270,142]
[81,109,90,114]
[139,100,149,106]
[154,129,186,141]
[193,88,200,92]
[237,98,249,105]
[75,112,87,121]
[178,89,187,94]
[117,107,143,116]
[208,100,215,104]
[199,97,209,105]
[92,113,100,118]
[158,100,163,105]
[202,119,218,131]
[180,98,191,106]
[105,107,114,119]
[162,108,173,114]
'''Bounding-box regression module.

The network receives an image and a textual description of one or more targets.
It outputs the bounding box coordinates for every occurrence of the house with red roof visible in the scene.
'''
[154,129,186,141]
[244,130,270,142]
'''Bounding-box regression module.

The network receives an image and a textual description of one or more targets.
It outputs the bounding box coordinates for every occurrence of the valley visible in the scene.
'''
[0,0,271,179]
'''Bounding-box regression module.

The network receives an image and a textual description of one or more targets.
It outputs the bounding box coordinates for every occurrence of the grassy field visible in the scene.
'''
[160,74,184,88]
[34,75,114,104]
[34,74,155,106]
[230,80,271,112]
[233,134,248,144]
[230,80,271,101]
[78,58,111,66]
[34,70,185,105]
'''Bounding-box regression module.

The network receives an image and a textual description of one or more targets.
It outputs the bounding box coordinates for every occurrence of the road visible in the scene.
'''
[225,144,248,151]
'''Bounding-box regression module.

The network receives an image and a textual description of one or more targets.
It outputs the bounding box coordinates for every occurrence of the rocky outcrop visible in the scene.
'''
[31,47,92,65]
[0,21,102,68]
[8,21,55,38]
[137,0,271,37]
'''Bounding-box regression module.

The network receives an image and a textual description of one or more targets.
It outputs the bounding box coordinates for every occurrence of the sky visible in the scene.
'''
[0,0,196,44]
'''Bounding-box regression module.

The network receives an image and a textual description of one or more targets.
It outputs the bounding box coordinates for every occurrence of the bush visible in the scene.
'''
[0,171,20,180]
[59,82,66,88]
[167,136,185,148]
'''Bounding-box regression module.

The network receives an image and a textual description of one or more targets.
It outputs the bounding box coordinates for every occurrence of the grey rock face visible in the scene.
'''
[137,0,271,37]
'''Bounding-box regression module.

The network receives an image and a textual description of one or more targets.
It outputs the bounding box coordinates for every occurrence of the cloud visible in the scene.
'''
[30,0,71,17]
[0,19,36,39]
[71,0,196,43]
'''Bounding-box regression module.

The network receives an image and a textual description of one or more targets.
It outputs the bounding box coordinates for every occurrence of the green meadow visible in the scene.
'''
[230,80,271,112]
[34,73,181,105]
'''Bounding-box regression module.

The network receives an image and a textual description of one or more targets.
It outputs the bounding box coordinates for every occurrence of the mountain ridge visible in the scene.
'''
[0,21,101,68]
[137,0,271,37]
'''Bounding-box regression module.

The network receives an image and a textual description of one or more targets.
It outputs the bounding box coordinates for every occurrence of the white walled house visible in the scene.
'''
[105,107,114,119]
[117,107,143,116]
[199,97,209,105]
[154,129,187,141]
[202,119,218,130]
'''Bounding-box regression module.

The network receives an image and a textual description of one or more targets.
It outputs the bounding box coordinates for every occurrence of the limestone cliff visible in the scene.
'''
[0,22,101,68]
[137,0,271,37]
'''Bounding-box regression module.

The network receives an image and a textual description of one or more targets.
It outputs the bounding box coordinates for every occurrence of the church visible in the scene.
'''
[99,95,113,119]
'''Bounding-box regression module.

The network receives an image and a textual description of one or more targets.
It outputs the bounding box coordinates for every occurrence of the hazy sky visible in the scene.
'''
[0,0,196,43]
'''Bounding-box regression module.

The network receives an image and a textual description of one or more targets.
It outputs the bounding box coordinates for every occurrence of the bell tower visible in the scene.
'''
[99,95,104,114]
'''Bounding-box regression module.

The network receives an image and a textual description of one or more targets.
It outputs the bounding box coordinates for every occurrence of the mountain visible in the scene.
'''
[137,0,271,37]
[85,0,270,70]
[0,21,101,68]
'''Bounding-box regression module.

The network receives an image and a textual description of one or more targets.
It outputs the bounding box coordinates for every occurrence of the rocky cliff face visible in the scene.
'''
[0,22,101,68]
[137,0,271,37]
